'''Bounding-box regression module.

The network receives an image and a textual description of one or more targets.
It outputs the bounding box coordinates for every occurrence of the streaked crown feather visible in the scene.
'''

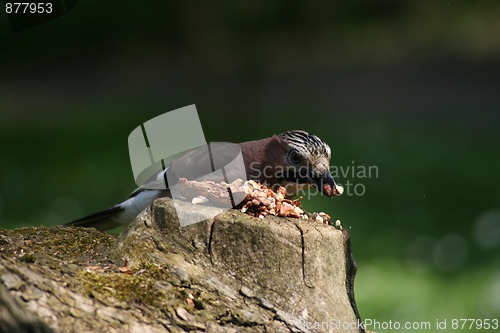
[279,130,331,159]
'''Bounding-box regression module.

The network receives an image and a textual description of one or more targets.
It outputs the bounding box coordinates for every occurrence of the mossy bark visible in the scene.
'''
[0,198,366,333]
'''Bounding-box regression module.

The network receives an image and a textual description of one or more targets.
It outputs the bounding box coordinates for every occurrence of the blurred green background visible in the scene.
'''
[1,1,500,332]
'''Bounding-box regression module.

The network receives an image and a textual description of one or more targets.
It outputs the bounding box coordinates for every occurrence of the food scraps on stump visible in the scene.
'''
[173,178,340,227]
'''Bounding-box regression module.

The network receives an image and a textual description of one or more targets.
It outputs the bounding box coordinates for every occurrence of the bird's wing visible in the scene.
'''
[66,143,245,231]
[169,142,243,181]
[132,142,245,197]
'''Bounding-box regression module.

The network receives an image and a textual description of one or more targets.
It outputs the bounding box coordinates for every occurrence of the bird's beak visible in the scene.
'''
[316,171,343,197]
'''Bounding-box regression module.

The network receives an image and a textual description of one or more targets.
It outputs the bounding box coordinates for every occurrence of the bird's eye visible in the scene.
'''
[288,149,302,164]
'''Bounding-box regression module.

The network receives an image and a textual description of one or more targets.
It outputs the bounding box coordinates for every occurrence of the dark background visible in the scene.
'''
[1,1,500,331]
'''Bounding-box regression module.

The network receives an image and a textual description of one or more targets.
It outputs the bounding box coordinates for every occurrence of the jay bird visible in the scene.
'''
[67,130,342,231]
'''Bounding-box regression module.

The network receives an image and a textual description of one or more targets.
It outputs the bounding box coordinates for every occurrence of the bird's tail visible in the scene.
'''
[65,205,126,231]
[65,189,165,231]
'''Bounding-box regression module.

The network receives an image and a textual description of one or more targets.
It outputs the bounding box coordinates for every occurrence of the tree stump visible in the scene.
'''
[0,198,367,333]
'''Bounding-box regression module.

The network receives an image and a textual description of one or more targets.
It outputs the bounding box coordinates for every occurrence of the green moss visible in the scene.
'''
[18,254,36,263]
[0,226,117,263]
[77,262,181,308]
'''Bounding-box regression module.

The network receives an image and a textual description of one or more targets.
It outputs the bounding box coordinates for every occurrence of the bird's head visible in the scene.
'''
[275,130,343,197]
